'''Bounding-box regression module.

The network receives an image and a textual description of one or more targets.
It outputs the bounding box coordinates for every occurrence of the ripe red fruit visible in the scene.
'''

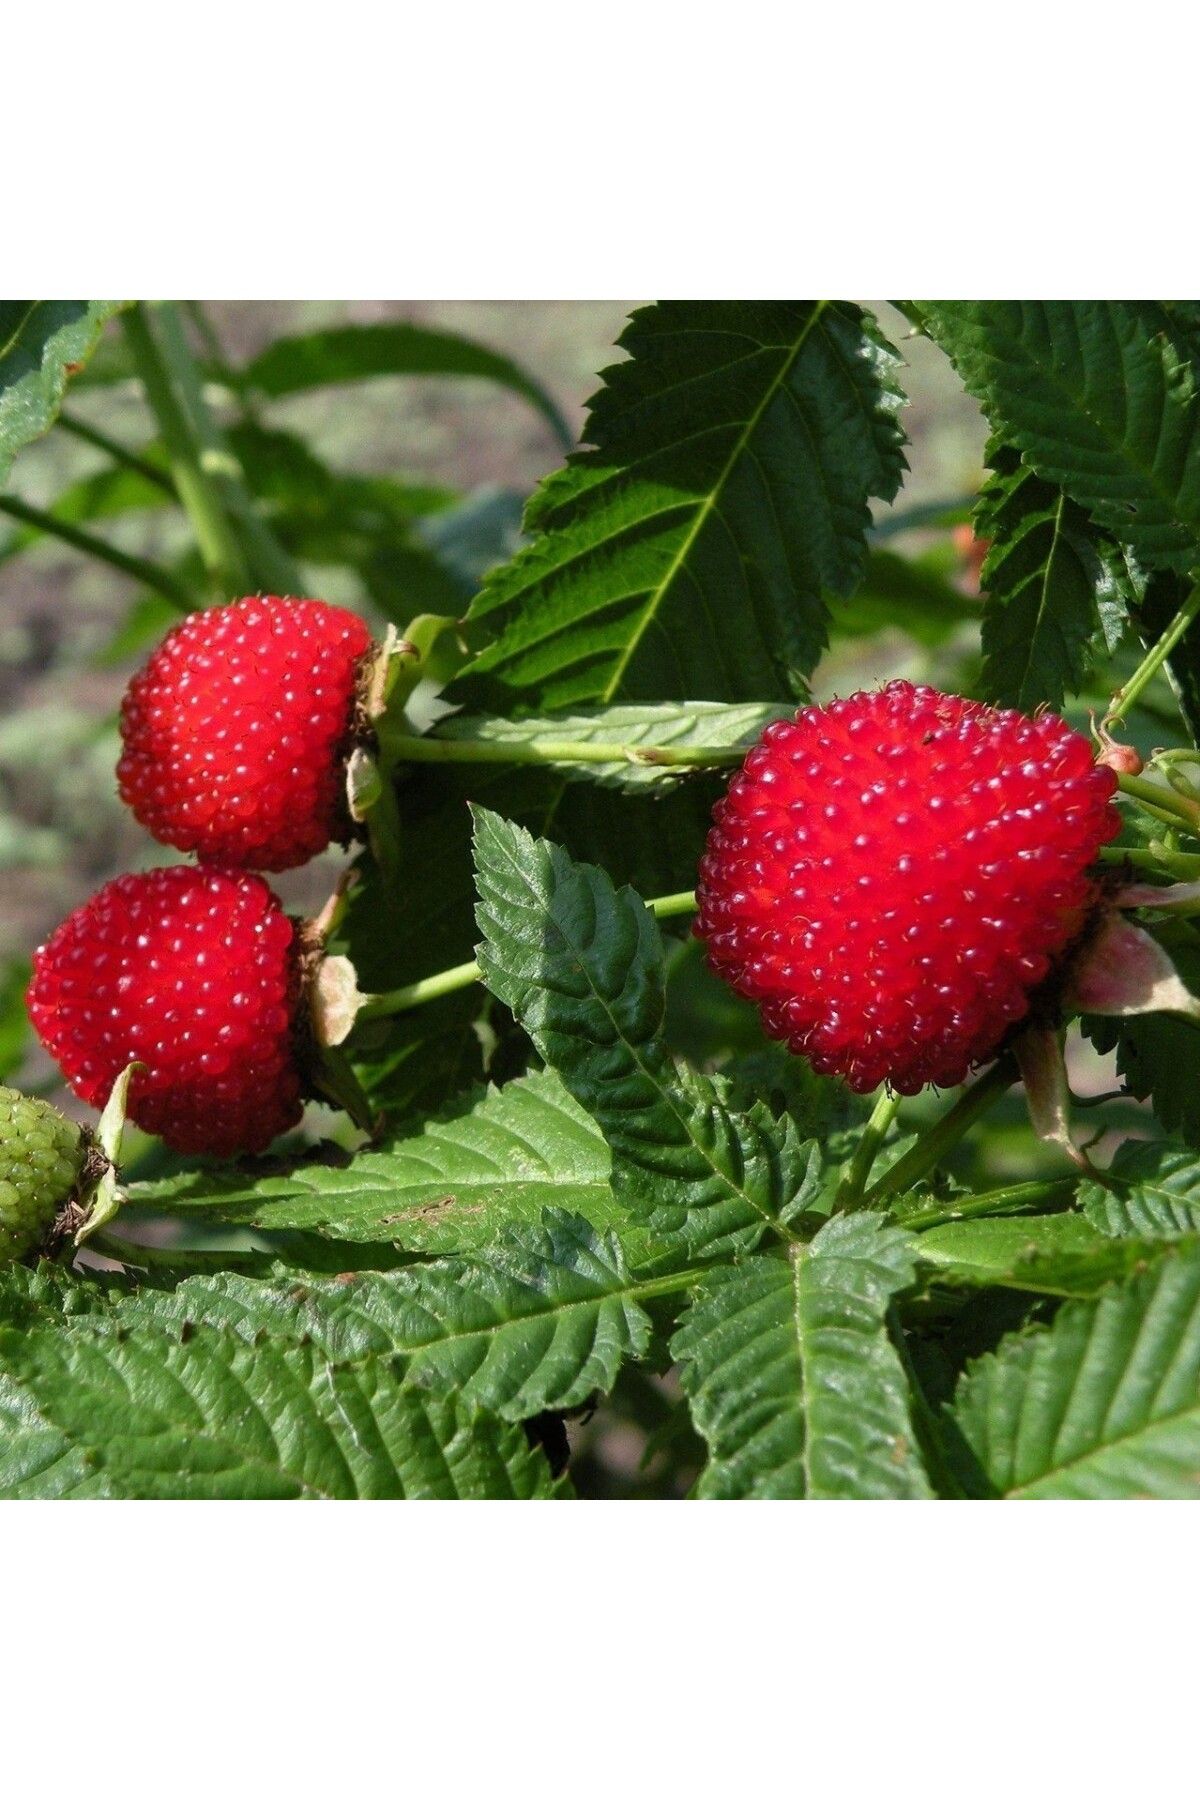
[695,682,1121,1095]
[28,866,305,1156]
[118,595,374,872]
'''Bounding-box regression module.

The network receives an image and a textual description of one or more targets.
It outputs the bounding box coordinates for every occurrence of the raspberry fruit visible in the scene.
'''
[28,866,305,1156]
[0,1087,87,1262]
[695,681,1120,1095]
[118,595,374,872]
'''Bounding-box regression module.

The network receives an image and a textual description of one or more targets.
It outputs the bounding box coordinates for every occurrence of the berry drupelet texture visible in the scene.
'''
[28,866,305,1156]
[695,682,1121,1095]
[0,1086,86,1263]
[118,595,374,872]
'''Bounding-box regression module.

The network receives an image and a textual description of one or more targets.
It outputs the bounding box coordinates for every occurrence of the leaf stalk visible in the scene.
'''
[357,888,699,1022]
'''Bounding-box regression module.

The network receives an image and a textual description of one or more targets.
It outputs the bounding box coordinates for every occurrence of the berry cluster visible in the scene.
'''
[28,585,1125,1163]
[695,682,1120,1094]
[29,597,375,1155]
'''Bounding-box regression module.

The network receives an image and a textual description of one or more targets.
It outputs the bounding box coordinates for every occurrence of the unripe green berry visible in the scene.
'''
[0,1086,87,1264]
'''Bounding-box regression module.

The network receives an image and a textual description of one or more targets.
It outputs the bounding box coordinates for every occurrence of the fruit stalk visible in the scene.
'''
[1105,576,1200,728]
[1117,770,1200,832]
[863,1058,1018,1204]
[836,1091,903,1211]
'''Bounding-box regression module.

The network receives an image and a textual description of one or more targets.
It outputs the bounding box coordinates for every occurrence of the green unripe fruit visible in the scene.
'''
[0,1086,87,1264]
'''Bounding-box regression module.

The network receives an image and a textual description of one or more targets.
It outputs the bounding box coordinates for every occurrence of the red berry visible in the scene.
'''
[28,867,305,1156]
[695,682,1120,1095]
[118,595,374,872]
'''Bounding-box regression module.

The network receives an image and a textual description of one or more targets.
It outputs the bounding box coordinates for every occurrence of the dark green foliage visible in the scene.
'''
[975,442,1135,709]
[7,296,1200,1498]
[459,301,907,709]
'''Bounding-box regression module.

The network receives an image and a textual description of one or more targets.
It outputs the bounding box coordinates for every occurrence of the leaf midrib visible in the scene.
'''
[1005,1395,1200,1497]
[599,301,831,702]
[791,1246,812,1498]
[1018,491,1073,707]
[0,301,40,366]
[385,1263,697,1364]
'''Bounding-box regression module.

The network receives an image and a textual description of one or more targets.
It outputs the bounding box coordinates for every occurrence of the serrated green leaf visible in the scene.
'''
[0,1260,119,1331]
[1083,926,1200,1146]
[916,1210,1173,1297]
[471,807,812,1259]
[429,700,793,791]
[948,1244,1200,1497]
[131,1068,622,1253]
[0,1318,558,1499]
[0,302,125,482]
[672,1214,931,1499]
[975,444,1135,709]
[1081,1140,1200,1238]
[241,321,572,447]
[918,301,1200,576]
[115,1212,658,1424]
[458,301,907,711]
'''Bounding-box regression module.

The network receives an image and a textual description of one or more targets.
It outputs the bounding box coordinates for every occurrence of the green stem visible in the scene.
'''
[1117,770,1200,832]
[837,1091,902,1211]
[1106,576,1200,726]
[0,493,192,608]
[357,888,700,1022]
[153,302,301,595]
[124,304,250,599]
[1098,844,1200,877]
[647,888,701,922]
[57,411,176,492]
[391,733,748,772]
[359,960,480,1021]
[864,1058,1017,1205]
[900,1177,1078,1232]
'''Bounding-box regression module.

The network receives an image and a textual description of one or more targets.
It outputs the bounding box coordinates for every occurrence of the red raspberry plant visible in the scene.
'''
[6,297,1200,1502]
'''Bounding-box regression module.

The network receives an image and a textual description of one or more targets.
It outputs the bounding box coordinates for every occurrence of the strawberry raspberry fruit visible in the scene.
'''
[28,866,305,1156]
[118,595,374,872]
[0,1087,87,1263]
[695,681,1120,1095]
